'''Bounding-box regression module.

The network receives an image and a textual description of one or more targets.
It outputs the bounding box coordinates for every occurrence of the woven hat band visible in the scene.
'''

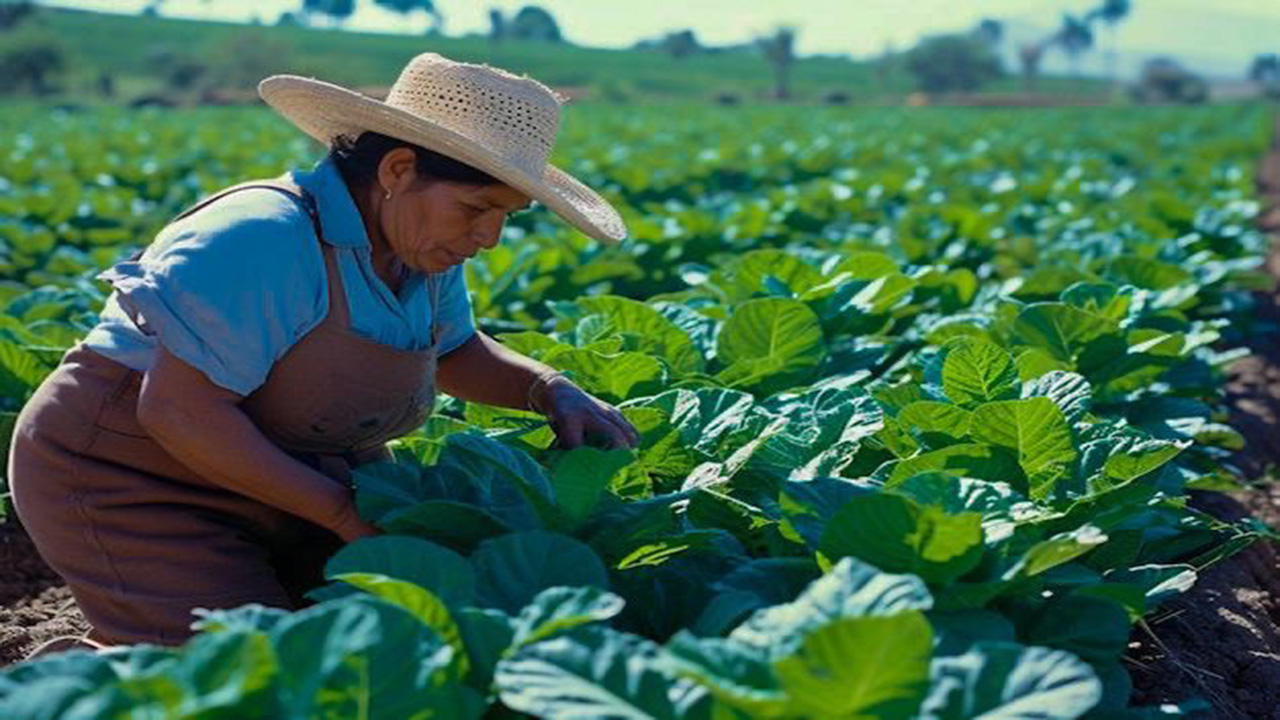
[384,54,560,175]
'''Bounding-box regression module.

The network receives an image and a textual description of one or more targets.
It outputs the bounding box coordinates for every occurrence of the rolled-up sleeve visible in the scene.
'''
[97,201,325,396]
[432,265,477,356]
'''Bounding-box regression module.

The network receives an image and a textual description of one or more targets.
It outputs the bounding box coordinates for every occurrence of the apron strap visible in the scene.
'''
[426,272,443,352]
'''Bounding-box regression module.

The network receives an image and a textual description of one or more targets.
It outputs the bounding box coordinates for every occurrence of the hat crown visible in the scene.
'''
[384,53,562,176]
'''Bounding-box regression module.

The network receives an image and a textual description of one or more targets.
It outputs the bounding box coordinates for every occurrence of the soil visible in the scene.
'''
[1126,114,1280,719]
[0,116,1278,719]
[0,522,88,665]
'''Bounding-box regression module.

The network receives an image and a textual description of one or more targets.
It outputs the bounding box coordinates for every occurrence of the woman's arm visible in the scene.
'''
[436,332,639,449]
[136,346,379,542]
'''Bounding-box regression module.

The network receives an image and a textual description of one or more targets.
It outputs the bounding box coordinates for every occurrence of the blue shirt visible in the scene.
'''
[83,156,477,395]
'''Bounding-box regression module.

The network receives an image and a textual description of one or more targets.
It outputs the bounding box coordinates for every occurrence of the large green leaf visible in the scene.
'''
[819,493,984,584]
[549,447,634,530]
[575,295,705,375]
[1005,525,1109,580]
[91,631,277,719]
[510,586,627,650]
[627,388,756,457]
[472,532,610,614]
[729,557,933,657]
[899,401,973,448]
[942,340,1019,408]
[320,535,475,607]
[970,398,1076,500]
[749,387,883,479]
[920,642,1102,719]
[1021,370,1092,425]
[1022,596,1130,665]
[269,596,482,719]
[715,298,825,393]
[379,501,510,554]
[546,346,666,402]
[1013,303,1118,364]
[711,248,825,303]
[332,572,469,680]
[885,443,1026,493]
[774,613,933,719]
[660,633,787,716]
[496,626,709,720]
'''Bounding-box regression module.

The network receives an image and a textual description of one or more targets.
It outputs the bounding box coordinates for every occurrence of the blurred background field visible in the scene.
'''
[0,0,1275,108]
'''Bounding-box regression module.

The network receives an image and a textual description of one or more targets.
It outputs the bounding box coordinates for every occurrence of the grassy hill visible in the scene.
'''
[3,6,1104,105]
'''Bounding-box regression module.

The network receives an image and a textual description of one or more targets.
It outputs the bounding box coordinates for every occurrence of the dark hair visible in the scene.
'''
[329,131,500,191]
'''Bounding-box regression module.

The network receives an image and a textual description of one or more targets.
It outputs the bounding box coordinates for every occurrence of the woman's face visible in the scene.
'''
[375,148,531,274]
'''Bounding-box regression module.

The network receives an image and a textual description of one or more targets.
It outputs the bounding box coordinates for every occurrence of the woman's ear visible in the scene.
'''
[376,147,419,196]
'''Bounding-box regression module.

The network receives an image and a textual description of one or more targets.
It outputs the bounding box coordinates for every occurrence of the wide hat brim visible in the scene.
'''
[258,75,626,243]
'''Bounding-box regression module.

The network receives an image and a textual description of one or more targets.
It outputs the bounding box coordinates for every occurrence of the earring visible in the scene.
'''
[383,188,392,201]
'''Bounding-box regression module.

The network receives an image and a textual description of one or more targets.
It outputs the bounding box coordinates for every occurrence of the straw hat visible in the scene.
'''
[258,53,626,242]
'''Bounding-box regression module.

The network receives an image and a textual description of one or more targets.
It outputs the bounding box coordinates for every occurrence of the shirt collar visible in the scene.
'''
[290,155,369,248]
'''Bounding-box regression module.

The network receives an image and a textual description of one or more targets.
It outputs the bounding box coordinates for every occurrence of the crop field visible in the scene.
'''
[0,102,1275,717]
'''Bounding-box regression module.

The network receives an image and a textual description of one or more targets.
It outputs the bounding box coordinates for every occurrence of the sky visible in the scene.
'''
[39,0,1280,78]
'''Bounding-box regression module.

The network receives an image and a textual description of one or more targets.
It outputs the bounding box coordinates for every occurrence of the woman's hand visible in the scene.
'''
[332,501,383,543]
[536,376,640,450]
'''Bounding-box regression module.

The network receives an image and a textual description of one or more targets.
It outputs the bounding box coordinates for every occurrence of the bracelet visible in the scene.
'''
[526,370,567,415]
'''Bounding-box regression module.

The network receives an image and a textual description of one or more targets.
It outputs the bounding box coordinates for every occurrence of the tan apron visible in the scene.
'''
[8,178,441,645]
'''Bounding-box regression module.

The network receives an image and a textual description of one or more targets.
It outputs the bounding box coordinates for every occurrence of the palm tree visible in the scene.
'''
[1019,41,1047,92]
[302,0,355,27]
[759,27,796,101]
[974,18,1003,47]
[1087,0,1131,90]
[1251,54,1280,100]
[1057,14,1094,80]
[373,0,443,34]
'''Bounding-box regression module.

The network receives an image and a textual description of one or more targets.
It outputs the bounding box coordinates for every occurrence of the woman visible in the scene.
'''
[10,53,639,649]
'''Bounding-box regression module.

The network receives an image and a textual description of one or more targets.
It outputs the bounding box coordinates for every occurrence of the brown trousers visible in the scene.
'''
[9,344,344,645]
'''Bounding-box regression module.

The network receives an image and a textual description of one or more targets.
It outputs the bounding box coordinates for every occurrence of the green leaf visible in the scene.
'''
[714,248,826,302]
[1022,370,1092,425]
[549,447,635,530]
[379,501,509,554]
[730,557,933,657]
[942,340,1019,407]
[1013,303,1119,364]
[660,633,787,715]
[1061,282,1133,322]
[321,535,474,607]
[885,443,1026,494]
[510,586,627,650]
[1105,257,1192,290]
[455,608,515,691]
[920,642,1102,719]
[1103,437,1188,481]
[1006,525,1109,580]
[715,298,825,393]
[269,596,482,719]
[628,388,756,457]
[332,572,469,680]
[547,347,665,403]
[750,387,884,479]
[819,494,984,584]
[575,296,705,375]
[970,398,1076,500]
[1023,596,1131,665]
[192,605,291,635]
[472,532,610,614]
[899,401,973,448]
[774,613,932,719]
[497,626,708,720]
[112,630,277,718]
